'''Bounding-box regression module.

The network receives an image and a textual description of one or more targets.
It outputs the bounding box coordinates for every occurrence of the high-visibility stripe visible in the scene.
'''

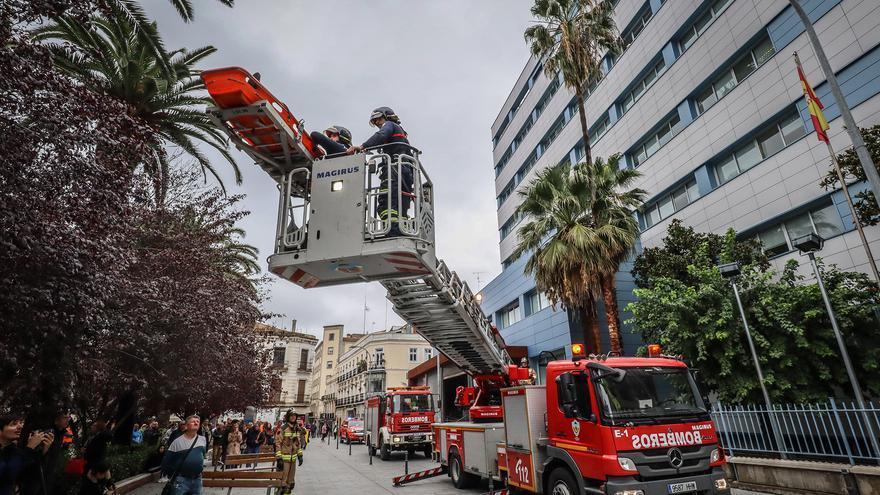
[391,133,407,138]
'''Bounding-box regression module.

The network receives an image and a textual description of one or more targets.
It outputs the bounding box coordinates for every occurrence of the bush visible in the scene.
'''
[57,445,154,494]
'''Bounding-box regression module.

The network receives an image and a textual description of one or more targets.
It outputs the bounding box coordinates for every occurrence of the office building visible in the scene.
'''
[480,0,880,380]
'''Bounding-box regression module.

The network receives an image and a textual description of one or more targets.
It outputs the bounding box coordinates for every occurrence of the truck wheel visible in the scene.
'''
[380,438,391,461]
[422,444,432,458]
[547,467,579,495]
[449,454,477,489]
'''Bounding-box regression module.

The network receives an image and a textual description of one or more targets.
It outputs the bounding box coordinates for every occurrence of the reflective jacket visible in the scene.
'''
[275,424,303,462]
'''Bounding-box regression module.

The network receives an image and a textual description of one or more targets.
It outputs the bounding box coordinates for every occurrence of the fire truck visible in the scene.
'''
[200,67,730,495]
[364,386,435,460]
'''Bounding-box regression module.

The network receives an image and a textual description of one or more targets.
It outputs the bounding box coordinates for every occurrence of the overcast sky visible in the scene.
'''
[146,1,534,338]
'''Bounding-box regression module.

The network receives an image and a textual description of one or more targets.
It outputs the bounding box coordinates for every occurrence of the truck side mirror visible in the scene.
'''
[555,373,578,419]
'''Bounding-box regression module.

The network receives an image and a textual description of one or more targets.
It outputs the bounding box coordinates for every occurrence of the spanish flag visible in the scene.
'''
[796,53,830,143]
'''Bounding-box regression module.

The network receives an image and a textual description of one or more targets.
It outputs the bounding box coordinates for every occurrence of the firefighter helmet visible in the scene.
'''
[283,410,296,424]
[324,125,353,146]
[369,106,399,126]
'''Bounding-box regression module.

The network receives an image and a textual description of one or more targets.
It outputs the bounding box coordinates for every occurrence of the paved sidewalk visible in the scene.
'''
[128,437,767,494]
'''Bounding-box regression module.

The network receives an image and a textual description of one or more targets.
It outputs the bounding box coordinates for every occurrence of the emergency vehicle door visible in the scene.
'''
[549,371,602,480]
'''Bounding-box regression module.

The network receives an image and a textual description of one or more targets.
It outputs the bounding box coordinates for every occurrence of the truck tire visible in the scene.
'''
[380,438,391,461]
[449,453,477,489]
[422,444,432,458]
[547,467,580,495]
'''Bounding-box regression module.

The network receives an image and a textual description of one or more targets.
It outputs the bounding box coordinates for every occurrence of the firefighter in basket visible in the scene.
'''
[346,107,413,237]
[276,411,304,494]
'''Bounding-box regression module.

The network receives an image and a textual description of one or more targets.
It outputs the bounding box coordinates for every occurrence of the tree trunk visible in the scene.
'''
[601,274,623,355]
[576,91,592,167]
[579,298,601,354]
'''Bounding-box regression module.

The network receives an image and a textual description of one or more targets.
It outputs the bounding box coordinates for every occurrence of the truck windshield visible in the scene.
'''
[593,367,707,424]
[350,420,363,428]
[393,394,434,413]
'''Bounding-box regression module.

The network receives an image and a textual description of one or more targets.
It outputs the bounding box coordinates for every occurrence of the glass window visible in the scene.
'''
[734,141,762,171]
[328,334,335,341]
[424,348,433,360]
[753,37,775,65]
[658,195,675,219]
[409,348,418,362]
[633,81,646,100]
[694,12,712,35]
[326,361,333,369]
[696,86,717,114]
[712,0,733,14]
[757,125,785,158]
[646,206,660,227]
[656,123,671,144]
[682,27,698,49]
[779,113,807,144]
[672,186,689,211]
[327,346,334,355]
[717,155,739,183]
[273,348,285,365]
[785,213,815,242]
[635,146,648,165]
[733,53,757,82]
[759,225,789,256]
[811,205,844,239]
[714,70,737,99]
[645,135,660,157]
[686,181,700,202]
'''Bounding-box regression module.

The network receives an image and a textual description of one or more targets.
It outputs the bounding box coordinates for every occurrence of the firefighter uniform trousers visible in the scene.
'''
[377,156,414,232]
[276,425,303,494]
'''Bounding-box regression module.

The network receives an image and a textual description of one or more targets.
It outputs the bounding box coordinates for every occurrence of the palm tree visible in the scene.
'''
[524,0,620,167]
[33,13,240,200]
[513,155,644,354]
[103,0,234,75]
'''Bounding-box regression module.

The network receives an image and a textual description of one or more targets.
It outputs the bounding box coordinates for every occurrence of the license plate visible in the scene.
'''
[411,435,424,441]
[667,481,697,493]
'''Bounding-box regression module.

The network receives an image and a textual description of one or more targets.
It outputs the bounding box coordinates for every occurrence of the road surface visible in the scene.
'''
[129,436,767,494]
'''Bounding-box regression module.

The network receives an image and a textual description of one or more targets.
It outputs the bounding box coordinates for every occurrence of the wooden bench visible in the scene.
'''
[220,453,277,471]
[203,470,283,494]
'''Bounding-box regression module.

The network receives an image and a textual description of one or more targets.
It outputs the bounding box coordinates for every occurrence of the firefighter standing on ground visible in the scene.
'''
[346,107,413,236]
[276,411,304,494]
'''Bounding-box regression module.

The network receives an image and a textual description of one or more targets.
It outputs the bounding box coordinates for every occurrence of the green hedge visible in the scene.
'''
[57,444,155,494]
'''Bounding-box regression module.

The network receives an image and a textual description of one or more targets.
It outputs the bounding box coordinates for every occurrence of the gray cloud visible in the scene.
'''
[145,0,532,338]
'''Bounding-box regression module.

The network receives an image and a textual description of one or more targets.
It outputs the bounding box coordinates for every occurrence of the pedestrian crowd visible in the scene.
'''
[0,410,324,495]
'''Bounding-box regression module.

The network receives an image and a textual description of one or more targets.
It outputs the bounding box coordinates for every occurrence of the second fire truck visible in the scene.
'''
[364,386,435,460]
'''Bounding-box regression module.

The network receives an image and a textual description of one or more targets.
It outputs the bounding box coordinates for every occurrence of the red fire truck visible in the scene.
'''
[364,386,436,460]
[432,345,730,495]
[201,69,730,493]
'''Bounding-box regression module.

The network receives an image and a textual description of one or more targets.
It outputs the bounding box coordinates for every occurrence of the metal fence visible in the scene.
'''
[711,399,880,465]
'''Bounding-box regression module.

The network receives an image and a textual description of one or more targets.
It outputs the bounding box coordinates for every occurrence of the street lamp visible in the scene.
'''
[792,233,880,457]
[718,262,787,456]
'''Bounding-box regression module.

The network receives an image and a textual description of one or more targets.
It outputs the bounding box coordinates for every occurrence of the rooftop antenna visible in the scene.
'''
[473,271,487,291]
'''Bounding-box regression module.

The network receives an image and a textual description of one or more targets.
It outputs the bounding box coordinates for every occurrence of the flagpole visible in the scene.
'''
[824,138,880,283]
[789,0,880,210]
[795,52,880,283]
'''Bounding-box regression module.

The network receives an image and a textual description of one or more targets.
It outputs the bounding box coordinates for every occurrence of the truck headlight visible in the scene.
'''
[714,478,728,490]
[617,457,638,472]
[393,436,401,443]
[711,447,722,463]
[427,433,433,441]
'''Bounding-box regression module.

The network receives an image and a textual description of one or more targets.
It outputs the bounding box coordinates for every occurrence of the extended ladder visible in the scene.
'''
[382,260,508,376]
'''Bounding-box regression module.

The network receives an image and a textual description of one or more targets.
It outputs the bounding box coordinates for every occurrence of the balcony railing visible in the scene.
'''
[335,393,366,407]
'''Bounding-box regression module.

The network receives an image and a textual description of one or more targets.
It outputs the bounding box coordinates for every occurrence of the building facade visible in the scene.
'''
[308,325,365,420]
[481,0,880,372]
[334,325,435,422]
[255,322,317,421]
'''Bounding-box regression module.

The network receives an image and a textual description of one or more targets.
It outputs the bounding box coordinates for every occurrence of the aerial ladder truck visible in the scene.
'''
[201,67,730,495]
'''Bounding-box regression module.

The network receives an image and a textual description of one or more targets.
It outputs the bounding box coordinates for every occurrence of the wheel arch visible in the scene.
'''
[543,446,587,495]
